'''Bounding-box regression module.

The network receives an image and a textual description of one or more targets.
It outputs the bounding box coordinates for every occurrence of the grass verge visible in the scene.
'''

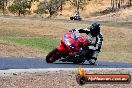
[3,37,59,52]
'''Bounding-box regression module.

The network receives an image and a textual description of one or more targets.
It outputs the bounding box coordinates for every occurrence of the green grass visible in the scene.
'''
[4,37,59,52]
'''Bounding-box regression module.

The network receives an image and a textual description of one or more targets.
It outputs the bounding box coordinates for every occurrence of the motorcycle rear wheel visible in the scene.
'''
[46,48,60,63]
[89,58,96,65]
[73,60,84,64]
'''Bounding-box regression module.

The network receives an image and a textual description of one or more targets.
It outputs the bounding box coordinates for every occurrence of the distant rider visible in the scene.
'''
[72,12,80,19]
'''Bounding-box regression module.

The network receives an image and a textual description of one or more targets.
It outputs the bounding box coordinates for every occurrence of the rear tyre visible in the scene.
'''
[73,60,84,64]
[89,58,97,65]
[46,48,60,63]
[79,18,82,21]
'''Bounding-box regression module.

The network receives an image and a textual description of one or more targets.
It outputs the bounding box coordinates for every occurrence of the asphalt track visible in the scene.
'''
[0,57,132,70]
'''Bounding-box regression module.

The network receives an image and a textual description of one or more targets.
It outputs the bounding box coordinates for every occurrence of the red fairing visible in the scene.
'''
[56,31,89,53]
[77,36,89,46]
[56,35,67,52]
[57,44,67,52]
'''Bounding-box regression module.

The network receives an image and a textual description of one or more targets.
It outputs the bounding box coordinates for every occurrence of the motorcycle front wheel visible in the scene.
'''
[46,48,60,63]
[70,17,74,20]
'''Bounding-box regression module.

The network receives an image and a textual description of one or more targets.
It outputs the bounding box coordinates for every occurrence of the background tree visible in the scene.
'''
[115,0,118,8]
[34,0,66,17]
[128,0,131,6]
[68,0,86,13]
[0,0,8,15]
[111,0,127,10]
[8,0,38,16]
[60,0,66,14]
[24,0,39,14]
[8,0,24,16]
[111,0,115,9]
[121,0,125,5]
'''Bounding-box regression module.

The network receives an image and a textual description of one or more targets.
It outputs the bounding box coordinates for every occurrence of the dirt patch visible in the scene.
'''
[87,7,132,21]
[0,17,86,37]
[0,69,132,88]
[0,42,45,58]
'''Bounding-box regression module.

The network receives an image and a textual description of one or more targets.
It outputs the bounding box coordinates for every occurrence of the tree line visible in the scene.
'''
[0,0,131,16]
[111,0,131,9]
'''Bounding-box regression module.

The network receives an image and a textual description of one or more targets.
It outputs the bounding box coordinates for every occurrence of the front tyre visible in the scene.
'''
[46,48,60,63]
[70,17,74,20]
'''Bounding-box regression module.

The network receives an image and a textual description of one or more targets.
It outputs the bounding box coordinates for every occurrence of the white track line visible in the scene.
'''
[0,68,132,73]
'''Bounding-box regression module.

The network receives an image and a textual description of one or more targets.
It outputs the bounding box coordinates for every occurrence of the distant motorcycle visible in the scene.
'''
[70,15,82,21]
[46,31,96,65]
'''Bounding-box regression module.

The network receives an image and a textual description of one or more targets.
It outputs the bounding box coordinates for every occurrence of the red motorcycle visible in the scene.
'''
[46,31,96,65]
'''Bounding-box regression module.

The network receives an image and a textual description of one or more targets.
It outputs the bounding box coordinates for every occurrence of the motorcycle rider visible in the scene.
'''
[71,11,81,20]
[69,22,103,64]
